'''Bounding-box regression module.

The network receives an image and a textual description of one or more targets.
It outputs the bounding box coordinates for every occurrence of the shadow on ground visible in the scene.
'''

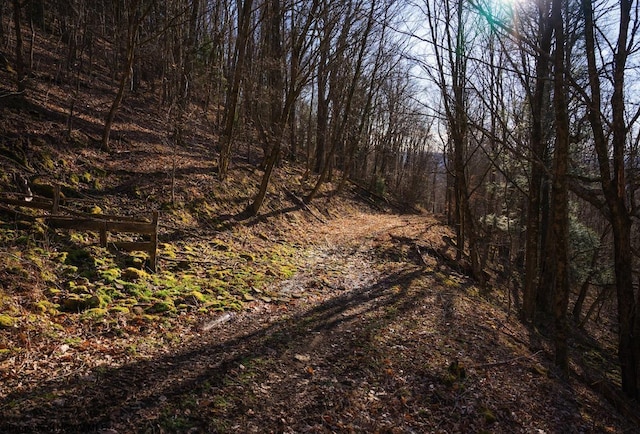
[0,267,428,432]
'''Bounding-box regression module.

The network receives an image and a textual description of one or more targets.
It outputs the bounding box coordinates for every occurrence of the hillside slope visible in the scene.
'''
[0,209,636,432]
[1,30,639,433]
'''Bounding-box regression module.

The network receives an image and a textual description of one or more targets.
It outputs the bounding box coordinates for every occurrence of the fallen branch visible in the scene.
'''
[469,350,543,370]
[284,188,326,223]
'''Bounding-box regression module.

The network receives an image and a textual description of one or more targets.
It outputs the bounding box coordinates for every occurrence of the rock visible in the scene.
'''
[145,301,174,314]
[121,267,148,282]
[62,294,101,312]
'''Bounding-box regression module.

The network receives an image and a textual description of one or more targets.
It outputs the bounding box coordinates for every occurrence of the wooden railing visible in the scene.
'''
[0,185,159,271]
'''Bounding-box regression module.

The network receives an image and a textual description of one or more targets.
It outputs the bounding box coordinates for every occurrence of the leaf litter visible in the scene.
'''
[0,213,635,433]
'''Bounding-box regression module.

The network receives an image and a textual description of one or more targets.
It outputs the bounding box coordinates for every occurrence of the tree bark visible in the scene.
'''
[522,0,553,323]
[11,0,26,94]
[549,0,570,374]
[218,0,253,180]
[102,0,155,150]
[581,0,638,398]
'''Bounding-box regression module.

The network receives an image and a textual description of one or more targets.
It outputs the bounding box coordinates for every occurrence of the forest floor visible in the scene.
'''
[0,205,637,433]
[1,29,639,432]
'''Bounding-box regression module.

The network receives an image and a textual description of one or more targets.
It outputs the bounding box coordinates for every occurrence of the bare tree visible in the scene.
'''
[581,0,640,398]
[101,0,156,150]
[218,0,254,180]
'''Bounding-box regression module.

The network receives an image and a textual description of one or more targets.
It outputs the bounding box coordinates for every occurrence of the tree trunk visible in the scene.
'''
[102,0,155,150]
[306,0,375,204]
[314,42,329,174]
[549,0,570,374]
[522,0,553,323]
[11,0,26,94]
[581,0,638,398]
[102,30,136,149]
[218,0,253,180]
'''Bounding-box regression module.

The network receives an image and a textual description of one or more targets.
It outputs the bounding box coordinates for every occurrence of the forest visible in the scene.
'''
[1,0,640,432]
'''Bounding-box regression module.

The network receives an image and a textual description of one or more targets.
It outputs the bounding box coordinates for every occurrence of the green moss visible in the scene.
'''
[66,248,91,266]
[69,173,80,185]
[61,294,101,312]
[109,306,130,314]
[34,300,59,314]
[62,265,79,275]
[146,300,175,314]
[96,291,112,306]
[71,285,89,294]
[122,267,148,282]
[55,251,68,264]
[0,314,17,328]
[45,287,62,296]
[81,172,93,184]
[83,308,108,319]
[39,269,57,283]
[160,243,177,259]
[189,290,206,302]
[178,290,206,306]
[100,268,121,283]
[41,153,55,170]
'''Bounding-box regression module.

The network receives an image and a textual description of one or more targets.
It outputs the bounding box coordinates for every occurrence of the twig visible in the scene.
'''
[469,350,543,369]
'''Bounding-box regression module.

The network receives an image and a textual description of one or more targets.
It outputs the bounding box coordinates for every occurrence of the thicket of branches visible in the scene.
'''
[2,0,640,399]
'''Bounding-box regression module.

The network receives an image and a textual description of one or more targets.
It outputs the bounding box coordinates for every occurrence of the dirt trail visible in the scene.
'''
[0,212,632,433]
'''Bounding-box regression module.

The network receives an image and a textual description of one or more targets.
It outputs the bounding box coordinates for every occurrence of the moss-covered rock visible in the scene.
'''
[34,300,59,314]
[82,308,108,319]
[145,300,175,314]
[61,294,101,312]
[100,268,121,283]
[122,267,148,282]
[125,253,147,269]
[0,314,17,328]
[109,306,130,314]
[179,290,206,306]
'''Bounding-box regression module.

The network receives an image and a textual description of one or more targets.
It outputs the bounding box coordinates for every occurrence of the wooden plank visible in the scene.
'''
[52,185,60,213]
[92,213,151,223]
[48,217,104,231]
[48,217,155,234]
[99,221,108,247]
[112,241,154,251]
[150,210,158,272]
[46,209,159,272]
[105,220,156,234]
[0,197,53,211]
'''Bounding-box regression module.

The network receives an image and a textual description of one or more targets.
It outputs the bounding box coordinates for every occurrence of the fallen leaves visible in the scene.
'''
[0,213,635,433]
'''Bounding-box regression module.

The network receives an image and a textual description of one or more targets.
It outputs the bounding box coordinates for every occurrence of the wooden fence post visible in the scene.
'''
[100,220,108,247]
[150,210,158,272]
[52,184,60,213]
